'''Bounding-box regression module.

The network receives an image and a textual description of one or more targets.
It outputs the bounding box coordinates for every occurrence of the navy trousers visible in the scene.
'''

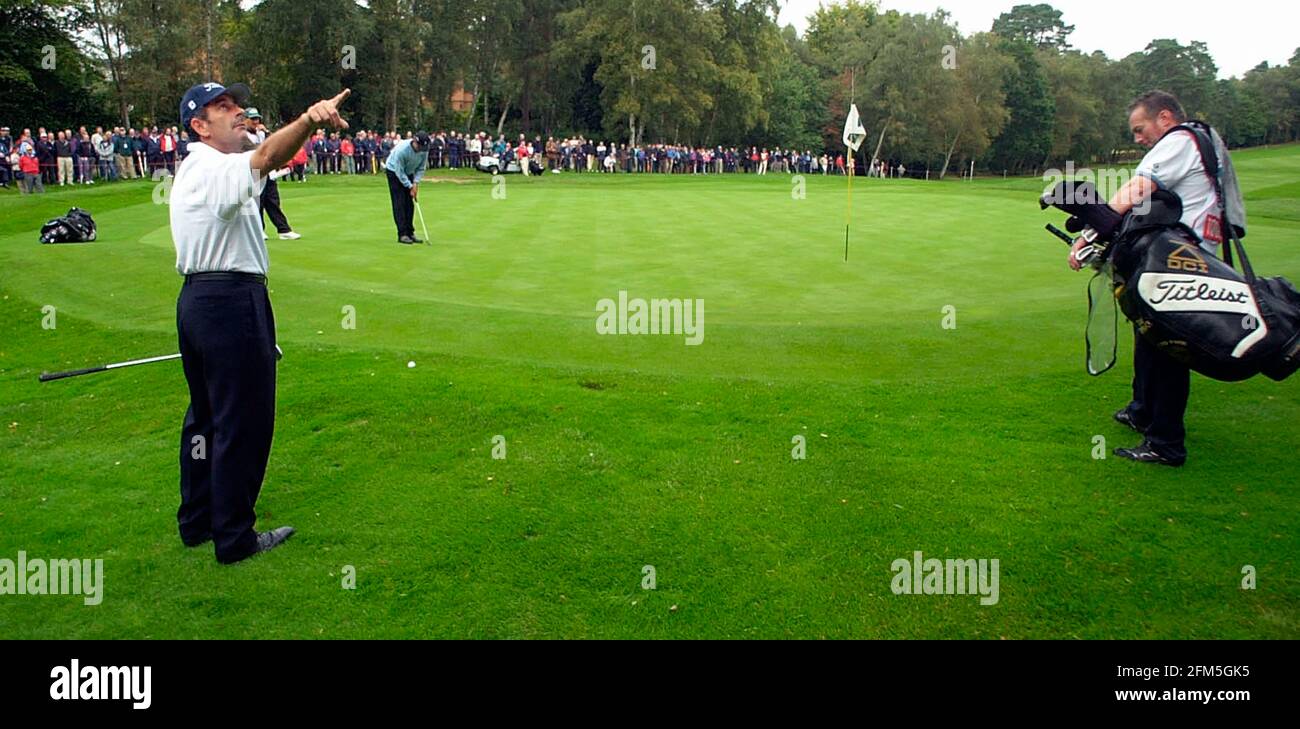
[176,276,278,563]
[1128,325,1190,460]
[386,170,415,238]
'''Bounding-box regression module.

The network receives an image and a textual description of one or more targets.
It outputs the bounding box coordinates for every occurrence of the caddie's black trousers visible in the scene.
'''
[386,170,415,238]
[1129,325,1190,460]
[258,178,291,234]
[176,274,277,563]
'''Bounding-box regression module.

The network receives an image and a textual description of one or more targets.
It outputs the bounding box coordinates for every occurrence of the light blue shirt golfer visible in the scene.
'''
[384,139,426,188]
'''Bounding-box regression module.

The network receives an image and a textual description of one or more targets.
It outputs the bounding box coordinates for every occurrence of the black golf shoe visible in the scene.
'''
[1114,441,1185,467]
[254,526,295,553]
[398,236,416,245]
[218,526,295,564]
[1113,407,1148,435]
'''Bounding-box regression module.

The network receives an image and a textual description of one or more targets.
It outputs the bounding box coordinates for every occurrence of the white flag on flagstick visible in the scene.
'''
[842,103,866,152]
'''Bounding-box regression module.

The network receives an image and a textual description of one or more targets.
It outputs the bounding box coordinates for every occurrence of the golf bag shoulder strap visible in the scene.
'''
[1168,121,1244,272]
[1170,122,1218,177]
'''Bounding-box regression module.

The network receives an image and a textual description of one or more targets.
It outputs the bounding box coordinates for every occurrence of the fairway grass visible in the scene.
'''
[2,147,1297,638]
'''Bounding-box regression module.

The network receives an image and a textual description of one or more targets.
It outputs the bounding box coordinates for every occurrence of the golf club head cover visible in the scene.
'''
[1040,181,1123,242]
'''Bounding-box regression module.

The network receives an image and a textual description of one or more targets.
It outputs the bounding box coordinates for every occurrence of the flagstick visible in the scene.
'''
[845,148,852,262]
[845,68,856,263]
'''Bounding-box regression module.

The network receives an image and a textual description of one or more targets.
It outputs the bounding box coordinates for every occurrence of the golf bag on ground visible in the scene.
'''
[1043,181,1300,383]
[39,207,97,244]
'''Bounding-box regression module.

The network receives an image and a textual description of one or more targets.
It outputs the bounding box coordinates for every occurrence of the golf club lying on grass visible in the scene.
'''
[40,346,283,382]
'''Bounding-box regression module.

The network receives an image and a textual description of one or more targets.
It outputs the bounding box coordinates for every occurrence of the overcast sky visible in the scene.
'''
[776,0,1296,79]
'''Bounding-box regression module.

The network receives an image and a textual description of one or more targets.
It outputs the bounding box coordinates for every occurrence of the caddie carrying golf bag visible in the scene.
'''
[39,207,97,244]
[1041,125,1300,382]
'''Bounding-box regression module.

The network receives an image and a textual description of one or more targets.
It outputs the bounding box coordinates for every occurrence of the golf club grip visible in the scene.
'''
[1046,224,1074,246]
[39,365,107,382]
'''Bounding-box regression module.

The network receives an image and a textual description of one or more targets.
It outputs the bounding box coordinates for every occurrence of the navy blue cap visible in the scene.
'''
[180,82,251,133]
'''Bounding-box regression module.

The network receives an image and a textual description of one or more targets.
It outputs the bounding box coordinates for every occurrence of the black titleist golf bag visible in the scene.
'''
[39,207,97,244]
[1042,165,1300,383]
[1110,196,1300,381]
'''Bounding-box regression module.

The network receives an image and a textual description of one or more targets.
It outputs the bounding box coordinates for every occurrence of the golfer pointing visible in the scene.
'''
[170,82,350,563]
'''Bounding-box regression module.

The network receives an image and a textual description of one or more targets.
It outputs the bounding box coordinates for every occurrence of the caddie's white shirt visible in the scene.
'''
[170,141,268,275]
[1136,129,1220,250]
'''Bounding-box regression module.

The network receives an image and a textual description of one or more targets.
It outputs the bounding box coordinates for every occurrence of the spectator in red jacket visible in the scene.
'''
[161,127,178,173]
[516,135,531,177]
[340,135,355,174]
[291,142,309,182]
[18,134,43,194]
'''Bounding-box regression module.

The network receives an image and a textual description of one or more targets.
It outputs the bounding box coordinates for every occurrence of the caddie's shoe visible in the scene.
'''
[254,526,295,553]
[409,235,423,243]
[217,527,295,564]
[1114,441,1185,467]
[278,231,301,240]
[398,236,416,244]
[1113,407,1148,435]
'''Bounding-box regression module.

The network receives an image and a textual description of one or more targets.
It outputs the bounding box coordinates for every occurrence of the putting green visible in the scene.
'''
[1,148,1297,638]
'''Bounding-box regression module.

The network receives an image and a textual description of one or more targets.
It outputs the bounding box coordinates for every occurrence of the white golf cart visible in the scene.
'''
[476,154,543,176]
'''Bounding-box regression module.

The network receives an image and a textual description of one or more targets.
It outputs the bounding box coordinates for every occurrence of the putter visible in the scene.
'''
[40,346,283,382]
[414,199,431,246]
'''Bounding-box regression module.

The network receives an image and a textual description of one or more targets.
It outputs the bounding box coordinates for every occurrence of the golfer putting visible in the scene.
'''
[170,81,351,564]
[385,132,430,244]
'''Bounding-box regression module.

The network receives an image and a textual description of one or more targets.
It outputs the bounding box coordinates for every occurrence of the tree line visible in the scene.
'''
[3,0,1299,177]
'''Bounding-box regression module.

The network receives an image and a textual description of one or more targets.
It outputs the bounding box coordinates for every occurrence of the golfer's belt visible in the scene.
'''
[184,272,267,286]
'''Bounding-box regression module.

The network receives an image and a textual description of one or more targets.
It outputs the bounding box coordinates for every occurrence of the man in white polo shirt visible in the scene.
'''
[1069,90,1245,467]
[171,81,350,563]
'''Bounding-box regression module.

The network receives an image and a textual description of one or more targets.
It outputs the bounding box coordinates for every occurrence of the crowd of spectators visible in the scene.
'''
[3,121,916,195]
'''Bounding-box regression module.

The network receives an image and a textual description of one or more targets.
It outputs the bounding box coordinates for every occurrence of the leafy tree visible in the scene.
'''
[558,0,720,145]
[985,39,1055,173]
[936,33,1012,178]
[764,43,827,150]
[991,3,1074,52]
[1134,38,1218,119]
[0,0,111,130]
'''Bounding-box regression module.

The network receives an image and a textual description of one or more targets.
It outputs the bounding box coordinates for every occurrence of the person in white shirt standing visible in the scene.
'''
[171,81,350,563]
[467,132,481,168]
[244,107,300,241]
[1068,90,1239,467]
